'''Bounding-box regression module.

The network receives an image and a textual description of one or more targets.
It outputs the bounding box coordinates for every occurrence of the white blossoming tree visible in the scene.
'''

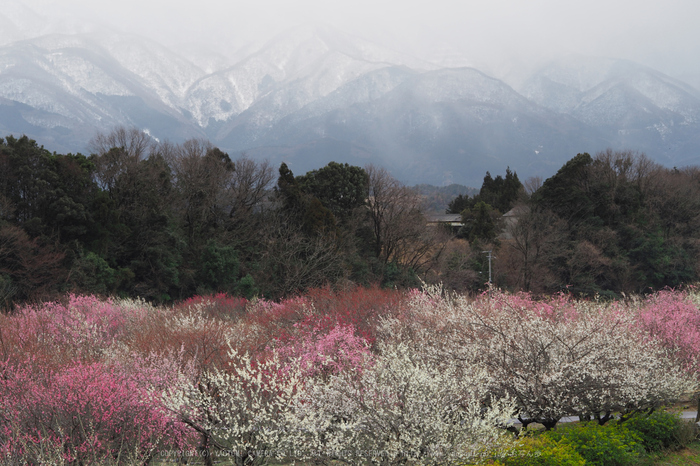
[294,341,515,465]
[164,347,301,466]
[462,296,693,428]
[378,286,694,430]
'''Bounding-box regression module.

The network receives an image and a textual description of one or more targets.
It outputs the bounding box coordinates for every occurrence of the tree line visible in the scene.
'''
[448,150,700,297]
[2,128,700,307]
[0,129,448,308]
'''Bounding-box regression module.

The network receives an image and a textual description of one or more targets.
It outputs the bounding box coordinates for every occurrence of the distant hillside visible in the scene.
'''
[414,183,479,213]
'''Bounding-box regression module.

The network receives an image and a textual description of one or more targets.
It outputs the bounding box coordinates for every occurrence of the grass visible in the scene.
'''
[642,441,700,466]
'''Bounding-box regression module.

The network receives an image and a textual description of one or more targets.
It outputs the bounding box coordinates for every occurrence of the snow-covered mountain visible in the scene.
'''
[230,66,605,184]
[184,25,436,128]
[0,33,206,151]
[1,20,700,186]
[520,56,700,166]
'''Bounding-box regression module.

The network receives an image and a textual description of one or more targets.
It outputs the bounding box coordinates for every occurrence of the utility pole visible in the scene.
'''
[481,250,492,285]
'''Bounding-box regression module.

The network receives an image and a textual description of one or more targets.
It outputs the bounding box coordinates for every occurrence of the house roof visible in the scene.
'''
[426,214,462,223]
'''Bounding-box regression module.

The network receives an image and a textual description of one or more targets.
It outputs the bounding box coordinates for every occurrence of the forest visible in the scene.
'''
[2,128,700,309]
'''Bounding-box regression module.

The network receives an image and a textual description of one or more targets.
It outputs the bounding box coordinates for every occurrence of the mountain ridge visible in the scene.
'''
[1,22,699,186]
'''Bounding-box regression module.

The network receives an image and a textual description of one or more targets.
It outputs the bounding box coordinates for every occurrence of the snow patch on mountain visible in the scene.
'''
[184,25,421,127]
[22,113,67,129]
[0,78,72,117]
[43,52,132,96]
[99,34,205,107]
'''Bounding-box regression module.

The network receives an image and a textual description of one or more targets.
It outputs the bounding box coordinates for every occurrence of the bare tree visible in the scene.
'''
[523,176,542,196]
[257,217,346,298]
[645,167,700,240]
[365,165,421,262]
[504,208,567,292]
[228,155,275,221]
[90,126,154,160]
[427,238,480,292]
[566,240,612,292]
[168,139,234,246]
[0,224,65,305]
[89,127,155,193]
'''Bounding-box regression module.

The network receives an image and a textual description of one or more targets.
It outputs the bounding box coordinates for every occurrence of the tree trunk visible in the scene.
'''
[199,432,214,466]
[595,411,613,426]
[541,418,559,431]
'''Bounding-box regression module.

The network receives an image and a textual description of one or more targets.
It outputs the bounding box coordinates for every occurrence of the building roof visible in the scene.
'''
[426,214,462,223]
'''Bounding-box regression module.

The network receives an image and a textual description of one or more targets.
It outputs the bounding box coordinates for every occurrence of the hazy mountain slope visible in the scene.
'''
[1,25,700,184]
[521,57,700,166]
[185,24,432,129]
[0,34,205,151]
[0,1,51,46]
[223,67,606,185]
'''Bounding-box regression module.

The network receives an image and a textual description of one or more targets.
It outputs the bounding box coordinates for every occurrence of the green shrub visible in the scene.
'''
[674,418,700,446]
[493,435,586,466]
[237,273,259,299]
[545,422,644,466]
[622,410,682,452]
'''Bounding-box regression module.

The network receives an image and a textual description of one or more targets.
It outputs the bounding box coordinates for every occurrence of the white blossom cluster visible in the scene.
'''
[295,341,515,464]
[163,340,514,465]
[161,286,695,465]
[466,302,691,425]
[380,285,694,427]
[163,346,301,466]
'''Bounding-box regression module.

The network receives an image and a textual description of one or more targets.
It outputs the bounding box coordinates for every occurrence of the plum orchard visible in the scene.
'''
[0,288,698,464]
[381,286,695,430]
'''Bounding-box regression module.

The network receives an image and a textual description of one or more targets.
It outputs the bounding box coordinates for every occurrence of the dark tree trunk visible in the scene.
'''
[198,432,213,466]
[595,411,613,425]
[541,418,560,431]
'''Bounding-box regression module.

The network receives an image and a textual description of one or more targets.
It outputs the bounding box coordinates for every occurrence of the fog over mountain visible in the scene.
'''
[1,0,699,185]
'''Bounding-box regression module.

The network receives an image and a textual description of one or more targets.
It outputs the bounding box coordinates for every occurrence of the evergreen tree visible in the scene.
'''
[297,161,369,223]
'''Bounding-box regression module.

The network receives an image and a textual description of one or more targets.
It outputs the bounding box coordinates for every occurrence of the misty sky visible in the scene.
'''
[12,0,700,83]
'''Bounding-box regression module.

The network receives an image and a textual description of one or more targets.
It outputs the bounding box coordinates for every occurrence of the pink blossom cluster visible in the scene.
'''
[4,295,139,362]
[637,290,700,376]
[0,358,191,463]
[275,320,373,379]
